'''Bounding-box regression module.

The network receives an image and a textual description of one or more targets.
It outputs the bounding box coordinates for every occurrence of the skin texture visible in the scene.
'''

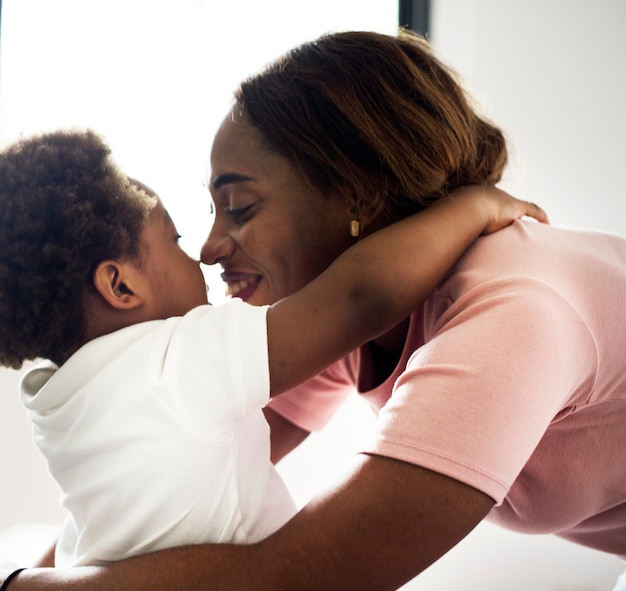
[83,197,209,342]
[203,110,355,307]
[126,193,209,321]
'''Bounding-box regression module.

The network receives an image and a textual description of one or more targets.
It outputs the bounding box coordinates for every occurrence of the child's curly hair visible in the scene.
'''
[0,129,156,369]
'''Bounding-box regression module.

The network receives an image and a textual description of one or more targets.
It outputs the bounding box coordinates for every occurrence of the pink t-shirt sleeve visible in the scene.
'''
[267,353,358,432]
[364,278,598,504]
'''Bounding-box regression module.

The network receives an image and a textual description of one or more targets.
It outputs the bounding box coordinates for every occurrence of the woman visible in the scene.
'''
[4,29,625,591]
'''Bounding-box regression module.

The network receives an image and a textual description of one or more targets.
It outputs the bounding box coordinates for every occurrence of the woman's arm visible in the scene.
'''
[7,455,493,590]
[266,186,546,395]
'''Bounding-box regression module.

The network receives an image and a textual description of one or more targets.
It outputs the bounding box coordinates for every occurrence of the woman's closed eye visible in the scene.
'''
[225,204,254,225]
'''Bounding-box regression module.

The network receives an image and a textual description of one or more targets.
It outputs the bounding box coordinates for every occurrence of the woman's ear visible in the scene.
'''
[349,191,387,237]
[92,260,145,310]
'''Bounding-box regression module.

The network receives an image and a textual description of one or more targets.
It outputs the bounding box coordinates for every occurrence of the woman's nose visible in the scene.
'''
[201,227,234,266]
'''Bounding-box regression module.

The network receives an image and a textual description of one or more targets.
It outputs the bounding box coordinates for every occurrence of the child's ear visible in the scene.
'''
[92,261,145,310]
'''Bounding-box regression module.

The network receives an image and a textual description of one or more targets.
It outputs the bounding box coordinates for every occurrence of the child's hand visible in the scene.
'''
[451,185,549,235]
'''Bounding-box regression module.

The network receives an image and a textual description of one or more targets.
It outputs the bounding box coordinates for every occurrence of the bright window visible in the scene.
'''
[0,0,398,299]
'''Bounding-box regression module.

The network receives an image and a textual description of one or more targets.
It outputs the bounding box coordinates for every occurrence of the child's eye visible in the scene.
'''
[225,204,254,225]
[174,233,183,244]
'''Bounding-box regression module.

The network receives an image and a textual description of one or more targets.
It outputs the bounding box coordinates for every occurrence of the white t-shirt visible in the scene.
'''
[21,300,296,567]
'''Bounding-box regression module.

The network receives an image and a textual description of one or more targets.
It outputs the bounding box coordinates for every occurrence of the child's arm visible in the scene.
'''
[266,185,547,396]
[30,540,56,568]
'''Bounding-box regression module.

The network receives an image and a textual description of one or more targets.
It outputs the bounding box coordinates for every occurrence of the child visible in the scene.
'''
[0,129,545,568]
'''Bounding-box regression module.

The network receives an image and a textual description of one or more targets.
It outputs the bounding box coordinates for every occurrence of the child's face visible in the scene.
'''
[138,197,209,319]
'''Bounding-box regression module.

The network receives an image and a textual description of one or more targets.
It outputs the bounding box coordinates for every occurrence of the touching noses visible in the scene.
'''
[201,226,233,266]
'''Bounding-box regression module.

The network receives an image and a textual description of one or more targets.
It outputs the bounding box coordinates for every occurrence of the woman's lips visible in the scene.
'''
[220,272,262,301]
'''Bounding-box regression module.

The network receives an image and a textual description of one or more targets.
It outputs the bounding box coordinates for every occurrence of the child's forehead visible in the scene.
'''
[141,193,177,232]
[129,177,158,199]
[127,177,162,219]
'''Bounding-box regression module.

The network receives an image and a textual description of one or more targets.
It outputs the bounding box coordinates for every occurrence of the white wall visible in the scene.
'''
[0,365,65,528]
[0,0,625,588]
[430,0,626,235]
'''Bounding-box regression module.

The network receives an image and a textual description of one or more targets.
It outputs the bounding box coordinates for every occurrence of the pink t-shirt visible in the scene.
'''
[269,220,626,558]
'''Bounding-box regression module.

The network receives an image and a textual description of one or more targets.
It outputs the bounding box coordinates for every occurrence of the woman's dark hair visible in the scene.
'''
[0,129,155,368]
[236,29,507,227]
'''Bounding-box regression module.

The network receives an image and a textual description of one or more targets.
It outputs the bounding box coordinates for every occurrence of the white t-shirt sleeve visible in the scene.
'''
[151,300,270,433]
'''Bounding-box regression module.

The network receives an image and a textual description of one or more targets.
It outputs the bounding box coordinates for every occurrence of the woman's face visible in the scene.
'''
[201,109,354,306]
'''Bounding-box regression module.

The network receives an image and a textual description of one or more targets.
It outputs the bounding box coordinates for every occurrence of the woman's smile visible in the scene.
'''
[221,270,262,300]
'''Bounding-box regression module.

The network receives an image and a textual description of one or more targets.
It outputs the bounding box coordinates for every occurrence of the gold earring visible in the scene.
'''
[350,219,360,237]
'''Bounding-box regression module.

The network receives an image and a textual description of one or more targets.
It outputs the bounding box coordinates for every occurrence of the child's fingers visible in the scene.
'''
[523,200,550,224]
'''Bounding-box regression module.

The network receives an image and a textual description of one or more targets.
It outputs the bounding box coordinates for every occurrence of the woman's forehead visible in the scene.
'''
[210,115,279,182]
